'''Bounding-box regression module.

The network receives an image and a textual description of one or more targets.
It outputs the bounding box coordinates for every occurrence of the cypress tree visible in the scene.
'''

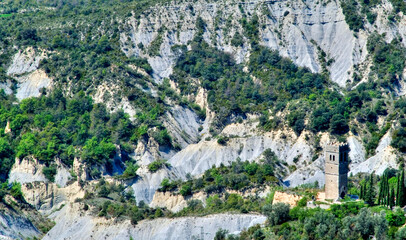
[378,175,383,205]
[360,182,364,200]
[396,173,401,206]
[365,174,376,205]
[385,173,390,206]
[390,187,395,209]
[400,169,406,207]
[378,172,389,206]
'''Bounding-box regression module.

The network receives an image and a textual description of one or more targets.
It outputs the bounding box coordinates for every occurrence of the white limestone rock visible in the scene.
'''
[43,203,266,240]
[14,69,51,100]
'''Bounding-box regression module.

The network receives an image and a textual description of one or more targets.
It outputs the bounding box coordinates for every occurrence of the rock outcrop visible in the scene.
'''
[0,206,41,240]
[121,0,378,87]
[43,203,266,240]
[272,191,302,207]
[6,47,52,100]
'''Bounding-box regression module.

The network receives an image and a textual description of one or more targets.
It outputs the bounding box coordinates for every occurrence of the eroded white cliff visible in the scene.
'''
[43,203,266,240]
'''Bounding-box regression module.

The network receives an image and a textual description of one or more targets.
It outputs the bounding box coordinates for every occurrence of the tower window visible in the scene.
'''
[330,155,332,160]
[333,155,335,161]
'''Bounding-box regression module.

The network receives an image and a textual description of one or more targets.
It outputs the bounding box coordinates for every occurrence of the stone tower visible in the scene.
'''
[325,143,349,200]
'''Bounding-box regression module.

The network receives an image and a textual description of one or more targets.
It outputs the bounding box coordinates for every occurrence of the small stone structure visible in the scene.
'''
[325,143,349,200]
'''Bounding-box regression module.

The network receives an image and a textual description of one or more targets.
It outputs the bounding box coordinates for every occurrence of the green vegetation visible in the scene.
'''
[175,193,263,217]
[0,90,140,179]
[1,1,406,238]
[389,0,406,13]
[148,27,165,56]
[340,0,364,32]
[119,162,139,179]
[148,159,170,173]
[358,168,406,208]
[367,33,406,89]
[76,178,172,225]
[0,0,188,180]
[341,0,383,31]
[42,165,57,182]
[0,180,55,234]
[391,98,406,153]
[219,195,406,239]
[158,150,285,196]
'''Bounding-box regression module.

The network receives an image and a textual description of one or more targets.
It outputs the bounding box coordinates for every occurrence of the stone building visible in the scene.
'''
[325,143,350,200]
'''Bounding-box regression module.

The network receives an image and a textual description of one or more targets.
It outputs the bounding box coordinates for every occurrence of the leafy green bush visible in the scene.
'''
[81,137,116,165]
[148,159,170,172]
[217,136,229,145]
[10,182,24,201]
[262,203,290,226]
[179,184,192,197]
[42,165,57,182]
[386,207,406,227]
[121,162,139,179]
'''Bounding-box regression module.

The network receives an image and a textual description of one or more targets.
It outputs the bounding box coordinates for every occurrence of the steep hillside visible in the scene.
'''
[1,0,406,238]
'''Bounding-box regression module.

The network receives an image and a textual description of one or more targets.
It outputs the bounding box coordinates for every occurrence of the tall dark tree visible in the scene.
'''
[365,174,375,205]
[397,173,401,206]
[399,169,406,207]
[389,187,395,209]
[378,171,389,206]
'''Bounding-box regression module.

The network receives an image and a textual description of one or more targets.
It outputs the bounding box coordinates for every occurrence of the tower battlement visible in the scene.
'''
[324,143,349,153]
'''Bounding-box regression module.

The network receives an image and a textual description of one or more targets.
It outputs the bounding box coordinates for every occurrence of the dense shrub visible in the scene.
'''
[148,159,170,172]
[262,203,290,226]
[341,0,364,32]
[42,165,57,182]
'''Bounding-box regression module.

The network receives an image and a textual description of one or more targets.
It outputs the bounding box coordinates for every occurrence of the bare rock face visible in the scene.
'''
[4,121,11,134]
[14,69,51,100]
[0,205,41,240]
[6,47,52,100]
[93,82,137,119]
[272,191,302,207]
[6,47,45,76]
[9,158,48,184]
[150,191,207,212]
[350,130,398,175]
[9,157,83,214]
[163,105,202,148]
[43,203,266,240]
[121,0,369,87]
[130,122,314,203]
